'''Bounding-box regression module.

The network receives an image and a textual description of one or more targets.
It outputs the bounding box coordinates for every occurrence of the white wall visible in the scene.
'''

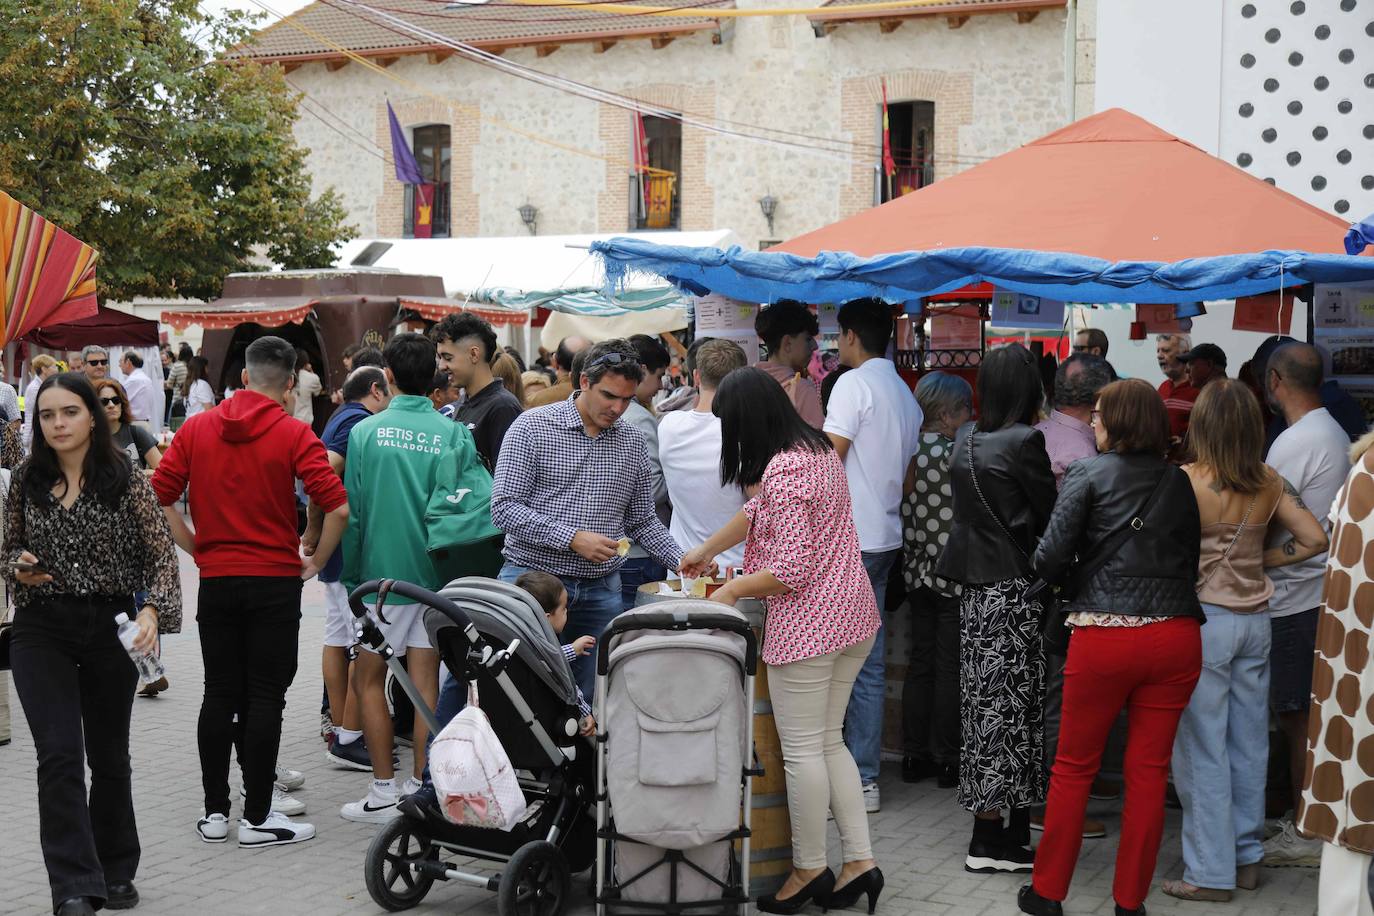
[1095,0,1226,153]
[1096,0,1372,221]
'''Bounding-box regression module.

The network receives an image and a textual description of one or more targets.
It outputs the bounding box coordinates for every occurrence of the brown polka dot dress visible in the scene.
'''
[1299,443,1374,854]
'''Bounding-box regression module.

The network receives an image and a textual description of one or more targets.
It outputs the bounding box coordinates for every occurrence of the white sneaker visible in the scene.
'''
[341,786,400,824]
[197,812,230,844]
[1262,819,1322,867]
[401,776,422,797]
[238,811,316,848]
[862,782,881,813]
[274,764,305,792]
[241,785,307,817]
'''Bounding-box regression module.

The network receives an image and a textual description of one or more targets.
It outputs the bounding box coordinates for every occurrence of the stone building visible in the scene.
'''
[231,0,1092,250]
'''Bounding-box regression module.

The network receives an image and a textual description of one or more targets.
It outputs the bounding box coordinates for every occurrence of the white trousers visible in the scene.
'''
[1320,842,1374,916]
[768,635,876,870]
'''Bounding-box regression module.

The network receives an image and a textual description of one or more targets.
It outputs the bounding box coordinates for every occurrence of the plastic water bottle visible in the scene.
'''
[115,612,165,685]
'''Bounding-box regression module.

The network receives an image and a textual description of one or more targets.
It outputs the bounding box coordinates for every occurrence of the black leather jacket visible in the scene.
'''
[1033,452,1204,620]
[936,423,1056,586]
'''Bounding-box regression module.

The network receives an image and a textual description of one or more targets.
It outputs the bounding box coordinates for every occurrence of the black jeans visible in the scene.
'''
[10,595,140,912]
[197,576,302,825]
[903,586,961,765]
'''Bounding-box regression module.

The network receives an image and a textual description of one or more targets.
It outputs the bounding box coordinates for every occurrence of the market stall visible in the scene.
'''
[333,229,743,351]
[588,108,1374,766]
[161,269,527,431]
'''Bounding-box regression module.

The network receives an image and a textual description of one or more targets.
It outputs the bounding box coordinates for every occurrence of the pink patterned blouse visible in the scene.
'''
[743,447,881,666]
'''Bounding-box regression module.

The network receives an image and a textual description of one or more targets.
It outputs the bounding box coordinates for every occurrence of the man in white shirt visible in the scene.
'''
[118,351,155,426]
[824,298,923,812]
[1260,342,1352,869]
[659,338,750,570]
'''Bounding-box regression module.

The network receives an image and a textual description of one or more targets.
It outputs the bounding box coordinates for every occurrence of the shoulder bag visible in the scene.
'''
[1039,466,1175,654]
[965,427,1059,628]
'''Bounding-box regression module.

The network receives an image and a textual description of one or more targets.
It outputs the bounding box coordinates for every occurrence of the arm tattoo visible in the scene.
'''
[1283,540,1297,556]
[1281,476,1308,511]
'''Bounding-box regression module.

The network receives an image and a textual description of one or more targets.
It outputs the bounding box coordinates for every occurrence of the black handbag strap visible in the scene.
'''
[965,427,1032,564]
[1069,466,1175,590]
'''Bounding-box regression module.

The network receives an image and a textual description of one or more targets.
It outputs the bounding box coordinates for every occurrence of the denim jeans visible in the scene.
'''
[499,563,623,701]
[843,549,898,786]
[10,596,140,912]
[617,556,666,612]
[1172,602,1271,889]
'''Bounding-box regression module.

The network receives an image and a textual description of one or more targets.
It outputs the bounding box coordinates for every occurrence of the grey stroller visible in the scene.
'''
[594,602,759,915]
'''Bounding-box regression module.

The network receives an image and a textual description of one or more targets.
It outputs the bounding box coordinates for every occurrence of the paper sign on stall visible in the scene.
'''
[695,296,761,364]
[990,290,1065,329]
[929,313,982,350]
[1136,303,1181,333]
[817,302,840,336]
[1314,283,1374,330]
[1232,292,1294,334]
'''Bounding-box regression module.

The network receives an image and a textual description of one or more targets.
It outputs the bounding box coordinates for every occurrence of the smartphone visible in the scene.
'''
[12,560,44,574]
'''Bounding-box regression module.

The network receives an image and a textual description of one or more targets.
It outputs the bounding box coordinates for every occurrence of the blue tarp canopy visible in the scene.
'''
[593,240,1374,308]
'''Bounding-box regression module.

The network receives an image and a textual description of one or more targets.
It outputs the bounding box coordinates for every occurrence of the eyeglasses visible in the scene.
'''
[98,396,122,407]
[87,358,109,366]
[1072,344,1090,353]
[1090,409,1102,426]
[585,352,642,372]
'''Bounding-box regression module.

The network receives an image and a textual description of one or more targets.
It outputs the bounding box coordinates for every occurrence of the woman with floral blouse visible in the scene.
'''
[682,366,883,915]
[5,372,181,916]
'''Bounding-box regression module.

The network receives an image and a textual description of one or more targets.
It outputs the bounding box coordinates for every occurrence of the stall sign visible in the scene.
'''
[990,290,1065,329]
[929,313,981,351]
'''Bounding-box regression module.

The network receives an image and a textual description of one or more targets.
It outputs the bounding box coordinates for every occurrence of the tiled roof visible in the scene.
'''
[229,0,734,61]
[809,0,1063,22]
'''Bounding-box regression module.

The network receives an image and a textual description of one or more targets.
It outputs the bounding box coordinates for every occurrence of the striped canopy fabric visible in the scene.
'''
[1,190,100,346]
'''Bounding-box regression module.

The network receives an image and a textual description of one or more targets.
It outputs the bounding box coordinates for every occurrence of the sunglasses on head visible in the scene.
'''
[98,396,122,407]
[87,358,109,366]
[585,352,641,372]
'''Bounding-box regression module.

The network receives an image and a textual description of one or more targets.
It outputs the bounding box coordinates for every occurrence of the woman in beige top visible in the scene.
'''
[1164,379,1327,903]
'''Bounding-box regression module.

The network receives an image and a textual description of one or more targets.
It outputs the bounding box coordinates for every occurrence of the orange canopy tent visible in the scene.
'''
[777,108,1351,262]
[1,189,99,346]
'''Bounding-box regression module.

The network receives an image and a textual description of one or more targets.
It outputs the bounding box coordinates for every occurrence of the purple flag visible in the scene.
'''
[387,101,425,186]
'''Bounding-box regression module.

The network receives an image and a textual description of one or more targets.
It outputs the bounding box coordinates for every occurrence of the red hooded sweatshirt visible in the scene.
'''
[152,390,347,578]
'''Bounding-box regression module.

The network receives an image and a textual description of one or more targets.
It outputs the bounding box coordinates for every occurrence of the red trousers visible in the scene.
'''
[1031,617,1201,910]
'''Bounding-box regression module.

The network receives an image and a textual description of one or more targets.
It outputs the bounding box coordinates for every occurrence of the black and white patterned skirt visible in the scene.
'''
[957,575,1047,812]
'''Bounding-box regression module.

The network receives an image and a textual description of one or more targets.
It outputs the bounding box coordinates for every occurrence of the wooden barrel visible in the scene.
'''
[635,582,792,894]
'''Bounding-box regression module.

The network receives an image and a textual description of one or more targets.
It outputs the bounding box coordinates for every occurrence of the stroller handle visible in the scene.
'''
[347,579,476,642]
[595,612,758,676]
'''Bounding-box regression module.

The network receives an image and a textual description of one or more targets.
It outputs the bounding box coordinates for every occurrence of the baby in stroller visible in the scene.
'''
[351,577,597,916]
[515,571,596,737]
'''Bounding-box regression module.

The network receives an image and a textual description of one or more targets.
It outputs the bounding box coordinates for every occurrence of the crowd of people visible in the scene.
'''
[2,302,1372,916]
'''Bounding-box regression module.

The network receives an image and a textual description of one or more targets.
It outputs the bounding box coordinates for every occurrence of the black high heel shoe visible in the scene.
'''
[826,867,884,914]
[1017,885,1063,916]
[757,869,836,915]
[1115,905,1146,916]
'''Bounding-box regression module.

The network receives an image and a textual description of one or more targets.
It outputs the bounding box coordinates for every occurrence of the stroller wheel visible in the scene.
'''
[498,841,571,916]
[365,815,439,911]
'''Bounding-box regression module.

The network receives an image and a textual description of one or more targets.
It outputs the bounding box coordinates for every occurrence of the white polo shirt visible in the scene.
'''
[823,358,923,553]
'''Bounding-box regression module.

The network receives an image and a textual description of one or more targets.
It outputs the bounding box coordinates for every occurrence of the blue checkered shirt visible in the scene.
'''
[492,398,683,579]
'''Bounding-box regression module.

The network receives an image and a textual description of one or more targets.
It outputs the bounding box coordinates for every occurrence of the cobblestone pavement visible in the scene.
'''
[0,555,1319,915]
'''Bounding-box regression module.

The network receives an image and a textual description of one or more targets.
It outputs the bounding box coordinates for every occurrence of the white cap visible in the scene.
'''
[115,612,130,625]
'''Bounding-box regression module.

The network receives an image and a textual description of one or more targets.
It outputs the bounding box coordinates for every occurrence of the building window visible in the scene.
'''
[878,100,935,204]
[630,115,681,230]
[404,124,451,237]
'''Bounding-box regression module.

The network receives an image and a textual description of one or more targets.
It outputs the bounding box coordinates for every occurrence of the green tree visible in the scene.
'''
[0,0,355,302]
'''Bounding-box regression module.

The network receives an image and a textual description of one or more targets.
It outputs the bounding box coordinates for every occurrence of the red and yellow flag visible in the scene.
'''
[881,79,896,177]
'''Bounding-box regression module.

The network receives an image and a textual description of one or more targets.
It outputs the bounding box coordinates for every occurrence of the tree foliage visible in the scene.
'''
[0,0,356,302]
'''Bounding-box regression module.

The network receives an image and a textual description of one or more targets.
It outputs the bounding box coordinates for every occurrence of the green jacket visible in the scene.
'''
[342,395,500,604]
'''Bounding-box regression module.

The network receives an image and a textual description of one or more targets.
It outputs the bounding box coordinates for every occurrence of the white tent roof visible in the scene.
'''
[333,230,742,298]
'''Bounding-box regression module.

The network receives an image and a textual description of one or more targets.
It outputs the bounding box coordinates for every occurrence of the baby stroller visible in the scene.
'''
[594,601,759,916]
[349,577,596,916]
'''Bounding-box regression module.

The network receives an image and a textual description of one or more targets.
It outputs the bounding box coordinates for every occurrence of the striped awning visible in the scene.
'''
[1,189,100,346]
[398,296,528,326]
[161,301,316,332]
